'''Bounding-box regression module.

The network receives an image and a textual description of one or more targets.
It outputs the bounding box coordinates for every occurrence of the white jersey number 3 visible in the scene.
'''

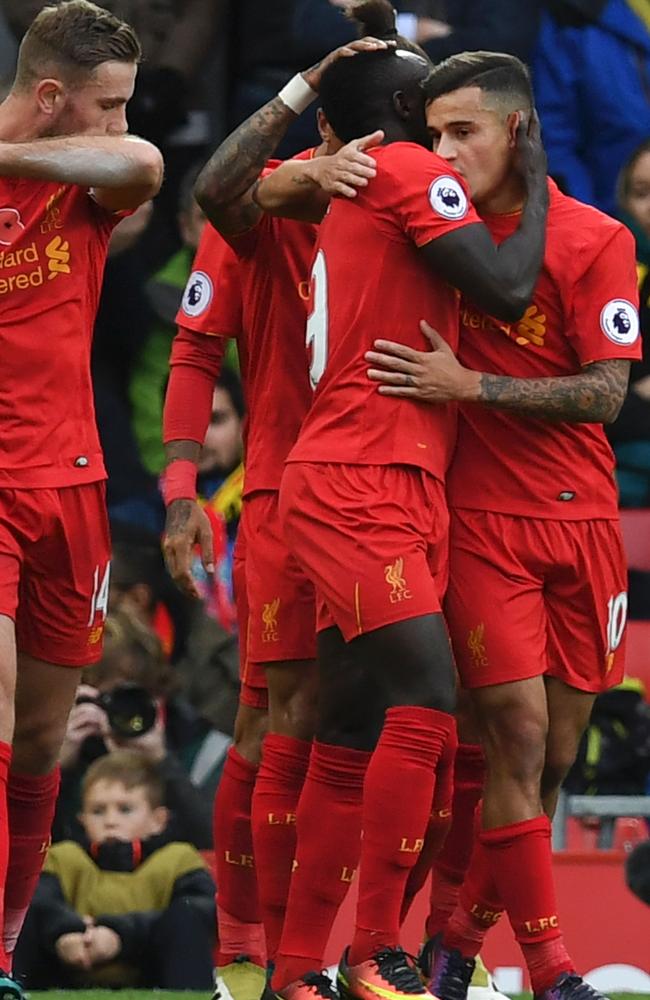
[306,249,328,389]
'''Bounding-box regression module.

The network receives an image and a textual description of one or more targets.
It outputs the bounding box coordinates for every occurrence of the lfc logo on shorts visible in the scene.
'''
[385,558,412,603]
[262,597,281,642]
[467,623,489,668]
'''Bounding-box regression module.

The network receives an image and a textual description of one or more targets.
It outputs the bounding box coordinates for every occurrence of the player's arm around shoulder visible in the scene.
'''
[417,116,549,323]
[254,130,383,223]
[194,37,390,235]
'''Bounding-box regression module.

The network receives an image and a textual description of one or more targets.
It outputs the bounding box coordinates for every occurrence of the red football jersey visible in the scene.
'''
[177,158,318,496]
[447,180,641,519]
[287,142,481,480]
[0,179,124,487]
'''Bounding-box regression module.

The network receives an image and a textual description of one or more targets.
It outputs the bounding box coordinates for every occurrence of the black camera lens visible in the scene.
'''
[101,686,157,740]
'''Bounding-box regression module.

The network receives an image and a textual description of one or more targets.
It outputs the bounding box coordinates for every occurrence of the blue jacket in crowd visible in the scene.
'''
[534,0,650,215]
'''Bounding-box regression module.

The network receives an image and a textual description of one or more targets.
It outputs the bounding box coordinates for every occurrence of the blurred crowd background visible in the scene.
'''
[3,0,650,986]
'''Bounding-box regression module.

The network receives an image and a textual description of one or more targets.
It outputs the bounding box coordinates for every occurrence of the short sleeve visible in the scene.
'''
[176,224,243,339]
[382,145,482,247]
[566,225,642,365]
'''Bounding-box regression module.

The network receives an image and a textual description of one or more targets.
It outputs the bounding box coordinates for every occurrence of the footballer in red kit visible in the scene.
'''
[242,24,549,1000]
[162,35,391,997]
[0,0,163,988]
[368,52,635,1000]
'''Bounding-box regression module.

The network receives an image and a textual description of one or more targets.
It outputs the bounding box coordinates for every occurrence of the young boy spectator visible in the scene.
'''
[13,750,215,989]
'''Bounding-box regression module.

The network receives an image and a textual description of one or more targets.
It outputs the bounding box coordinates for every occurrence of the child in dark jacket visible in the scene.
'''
[14,750,215,989]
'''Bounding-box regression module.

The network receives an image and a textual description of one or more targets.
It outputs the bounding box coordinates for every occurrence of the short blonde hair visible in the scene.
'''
[15,1,141,90]
[82,749,164,810]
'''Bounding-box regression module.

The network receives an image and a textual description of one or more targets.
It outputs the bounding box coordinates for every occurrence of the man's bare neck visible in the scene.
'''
[476,172,527,217]
[0,94,43,142]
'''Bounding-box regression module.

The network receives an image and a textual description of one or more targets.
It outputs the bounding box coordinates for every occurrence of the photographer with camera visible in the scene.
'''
[54,609,229,849]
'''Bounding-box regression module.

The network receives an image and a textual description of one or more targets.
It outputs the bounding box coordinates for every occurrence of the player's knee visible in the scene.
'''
[12,716,64,774]
[541,744,578,799]
[233,705,268,766]
[482,710,547,786]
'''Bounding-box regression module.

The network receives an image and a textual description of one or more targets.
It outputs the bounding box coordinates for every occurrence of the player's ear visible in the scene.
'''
[35,78,65,118]
[507,110,522,147]
[393,89,411,121]
[317,108,333,144]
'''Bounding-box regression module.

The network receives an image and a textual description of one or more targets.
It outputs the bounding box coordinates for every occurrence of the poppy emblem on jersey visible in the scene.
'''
[182,269,213,318]
[428,176,468,220]
[0,207,24,246]
[384,558,412,603]
[600,298,639,346]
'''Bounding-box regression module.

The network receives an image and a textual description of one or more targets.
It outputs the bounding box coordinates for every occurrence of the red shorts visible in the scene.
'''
[0,482,111,667]
[232,534,268,711]
[445,509,628,693]
[280,462,449,641]
[232,491,317,709]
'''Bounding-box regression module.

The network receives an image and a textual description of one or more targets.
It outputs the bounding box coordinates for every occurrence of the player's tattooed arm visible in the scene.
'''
[195,38,390,235]
[255,131,383,223]
[366,321,630,424]
[194,97,295,235]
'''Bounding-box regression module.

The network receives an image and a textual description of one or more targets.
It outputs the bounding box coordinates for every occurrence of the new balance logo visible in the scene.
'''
[45,235,71,280]
[385,558,412,603]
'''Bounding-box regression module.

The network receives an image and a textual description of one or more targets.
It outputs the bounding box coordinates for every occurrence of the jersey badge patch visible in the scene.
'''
[428,176,468,220]
[182,270,213,318]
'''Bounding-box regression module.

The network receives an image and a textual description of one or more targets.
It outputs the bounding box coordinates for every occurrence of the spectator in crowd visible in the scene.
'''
[293,0,542,68]
[54,609,228,849]
[607,140,650,504]
[109,521,241,723]
[14,750,215,989]
[534,0,650,215]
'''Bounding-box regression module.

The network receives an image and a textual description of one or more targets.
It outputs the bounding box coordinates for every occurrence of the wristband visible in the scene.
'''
[162,459,197,507]
[278,73,318,116]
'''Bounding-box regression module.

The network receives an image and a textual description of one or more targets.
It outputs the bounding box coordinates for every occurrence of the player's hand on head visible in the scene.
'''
[365,320,480,403]
[315,131,384,197]
[514,107,547,189]
[163,499,214,600]
[303,36,394,91]
[56,932,92,970]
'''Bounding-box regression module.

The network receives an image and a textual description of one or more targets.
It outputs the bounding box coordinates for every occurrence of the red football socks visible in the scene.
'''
[4,767,60,958]
[272,741,370,990]
[348,707,456,965]
[480,816,573,992]
[0,743,12,971]
[213,746,266,968]
[443,836,503,957]
[401,724,458,924]
[251,734,311,961]
[426,742,486,939]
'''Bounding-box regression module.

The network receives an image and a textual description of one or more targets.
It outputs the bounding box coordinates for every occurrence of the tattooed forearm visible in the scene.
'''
[479,359,630,424]
[194,97,296,234]
[165,440,201,465]
[254,160,329,221]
